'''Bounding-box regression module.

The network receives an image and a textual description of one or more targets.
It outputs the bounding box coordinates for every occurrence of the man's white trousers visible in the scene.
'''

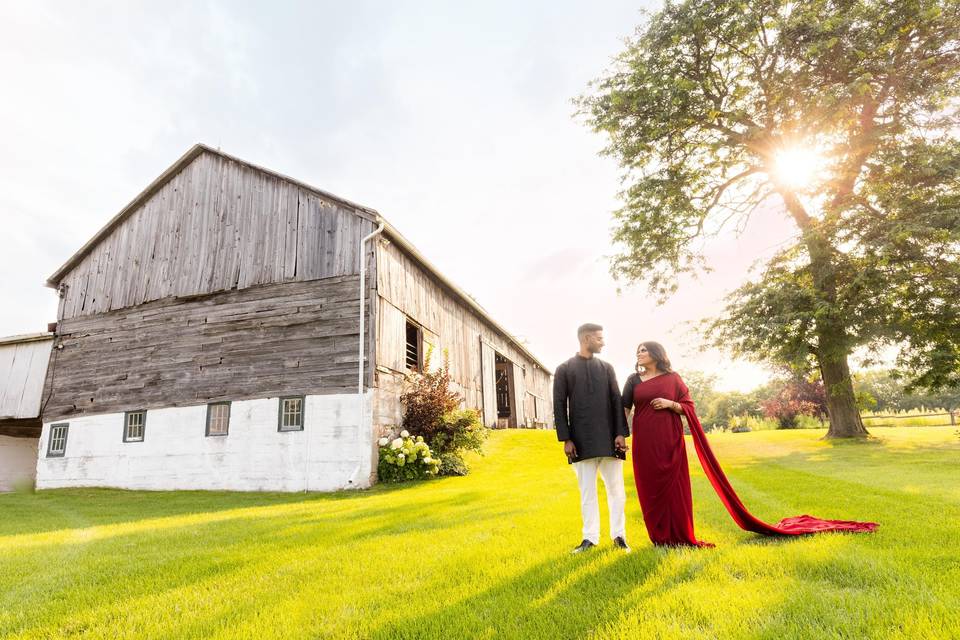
[574,456,626,544]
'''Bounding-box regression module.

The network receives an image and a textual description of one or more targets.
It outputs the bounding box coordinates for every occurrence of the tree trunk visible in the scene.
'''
[776,185,871,438]
[801,223,870,438]
[818,346,870,438]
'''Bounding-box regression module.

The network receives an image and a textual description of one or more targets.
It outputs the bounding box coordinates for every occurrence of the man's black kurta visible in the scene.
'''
[553,354,629,461]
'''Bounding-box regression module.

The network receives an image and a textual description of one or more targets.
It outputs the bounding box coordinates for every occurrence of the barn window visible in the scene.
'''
[278,396,304,432]
[405,320,422,371]
[206,402,231,436]
[123,411,146,442]
[47,423,69,457]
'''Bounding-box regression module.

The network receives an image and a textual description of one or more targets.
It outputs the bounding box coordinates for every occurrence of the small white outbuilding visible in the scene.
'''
[0,333,52,491]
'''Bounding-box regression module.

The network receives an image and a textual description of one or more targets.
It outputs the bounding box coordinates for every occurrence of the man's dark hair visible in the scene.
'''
[577,323,603,339]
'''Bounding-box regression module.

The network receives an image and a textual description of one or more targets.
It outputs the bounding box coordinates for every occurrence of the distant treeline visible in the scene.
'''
[684,370,960,431]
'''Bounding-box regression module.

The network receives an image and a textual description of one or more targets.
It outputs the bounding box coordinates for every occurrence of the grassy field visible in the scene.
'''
[861,409,957,428]
[1,427,958,639]
[711,409,956,431]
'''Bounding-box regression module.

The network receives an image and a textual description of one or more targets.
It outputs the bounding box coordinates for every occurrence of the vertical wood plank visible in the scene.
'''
[282,182,299,280]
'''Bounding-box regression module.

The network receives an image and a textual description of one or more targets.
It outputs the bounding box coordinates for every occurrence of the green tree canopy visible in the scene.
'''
[679,369,720,412]
[578,0,960,437]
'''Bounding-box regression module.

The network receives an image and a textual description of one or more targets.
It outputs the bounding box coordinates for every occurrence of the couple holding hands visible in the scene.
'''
[554,323,877,553]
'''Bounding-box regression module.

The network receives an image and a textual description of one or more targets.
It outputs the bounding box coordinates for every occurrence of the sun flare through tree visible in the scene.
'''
[772,146,823,191]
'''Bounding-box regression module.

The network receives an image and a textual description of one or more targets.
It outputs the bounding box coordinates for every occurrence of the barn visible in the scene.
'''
[34,144,552,492]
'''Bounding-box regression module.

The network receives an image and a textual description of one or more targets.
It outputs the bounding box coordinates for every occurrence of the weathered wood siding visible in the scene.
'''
[479,340,496,426]
[376,300,407,374]
[0,418,42,439]
[42,276,366,421]
[375,240,552,428]
[57,151,375,319]
[0,337,53,420]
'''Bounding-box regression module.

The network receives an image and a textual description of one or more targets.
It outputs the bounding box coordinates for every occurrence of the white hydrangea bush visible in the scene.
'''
[377,430,440,482]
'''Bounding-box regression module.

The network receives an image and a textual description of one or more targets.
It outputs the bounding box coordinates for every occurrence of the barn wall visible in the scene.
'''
[0,435,38,491]
[57,151,376,320]
[36,392,374,492]
[374,240,552,429]
[42,276,368,422]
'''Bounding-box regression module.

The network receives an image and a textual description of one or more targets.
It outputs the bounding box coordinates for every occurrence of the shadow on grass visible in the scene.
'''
[0,474,464,537]
[368,550,669,639]
[0,490,520,638]
[0,486,507,552]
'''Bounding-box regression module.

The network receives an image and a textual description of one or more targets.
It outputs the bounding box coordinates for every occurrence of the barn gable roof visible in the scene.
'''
[46,145,549,372]
[45,144,378,287]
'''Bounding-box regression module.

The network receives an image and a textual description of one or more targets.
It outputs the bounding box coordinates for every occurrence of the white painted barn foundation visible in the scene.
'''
[36,392,374,492]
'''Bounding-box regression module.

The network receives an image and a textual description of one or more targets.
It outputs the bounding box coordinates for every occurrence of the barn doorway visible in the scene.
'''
[494,353,517,428]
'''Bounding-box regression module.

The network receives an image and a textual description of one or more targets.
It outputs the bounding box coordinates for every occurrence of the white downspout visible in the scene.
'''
[352,222,385,486]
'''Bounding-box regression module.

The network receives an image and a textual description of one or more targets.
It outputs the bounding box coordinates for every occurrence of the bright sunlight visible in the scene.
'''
[772,146,822,190]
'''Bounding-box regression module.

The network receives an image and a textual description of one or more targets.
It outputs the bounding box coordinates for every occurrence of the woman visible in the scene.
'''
[622,342,712,547]
[623,341,878,548]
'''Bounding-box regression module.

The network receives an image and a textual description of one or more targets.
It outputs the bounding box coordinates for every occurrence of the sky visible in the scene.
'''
[0,0,804,391]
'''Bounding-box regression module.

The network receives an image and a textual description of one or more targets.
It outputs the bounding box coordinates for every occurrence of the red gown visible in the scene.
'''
[627,372,877,547]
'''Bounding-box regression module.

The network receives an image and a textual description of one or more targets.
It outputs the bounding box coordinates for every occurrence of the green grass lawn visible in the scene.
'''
[1,427,958,639]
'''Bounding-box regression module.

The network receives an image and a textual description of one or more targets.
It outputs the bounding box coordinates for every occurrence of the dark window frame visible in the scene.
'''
[278,396,305,432]
[123,410,147,443]
[405,319,423,372]
[47,423,69,458]
[205,402,231,437]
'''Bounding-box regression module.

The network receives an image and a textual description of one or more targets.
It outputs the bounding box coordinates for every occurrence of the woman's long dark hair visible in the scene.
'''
[636,341,673,375]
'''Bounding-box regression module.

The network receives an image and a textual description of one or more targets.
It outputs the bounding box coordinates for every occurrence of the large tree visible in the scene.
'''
[578,0,960,437]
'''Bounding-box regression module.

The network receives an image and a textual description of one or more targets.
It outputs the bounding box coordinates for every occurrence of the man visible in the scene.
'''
[554,323,630,553]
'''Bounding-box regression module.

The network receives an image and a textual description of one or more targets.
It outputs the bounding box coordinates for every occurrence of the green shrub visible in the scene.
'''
[431,408,486,455]
[400,351,488,476]
[438,452,470,476]
[377,431,440,482]
[428,409,487,476]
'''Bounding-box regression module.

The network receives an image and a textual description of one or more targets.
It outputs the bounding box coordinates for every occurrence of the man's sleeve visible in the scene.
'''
[553,364,570,441]
[608,364,630,438]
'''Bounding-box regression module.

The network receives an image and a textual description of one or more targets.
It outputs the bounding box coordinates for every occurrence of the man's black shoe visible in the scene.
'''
[613,536,632,553]
[570,539,596,554]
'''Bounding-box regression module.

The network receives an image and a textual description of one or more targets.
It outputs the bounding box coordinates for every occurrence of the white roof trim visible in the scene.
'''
[0,333,54,347]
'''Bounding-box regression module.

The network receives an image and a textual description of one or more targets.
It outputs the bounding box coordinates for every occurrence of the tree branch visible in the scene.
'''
[700,166,763,214]
[774,185,814,231]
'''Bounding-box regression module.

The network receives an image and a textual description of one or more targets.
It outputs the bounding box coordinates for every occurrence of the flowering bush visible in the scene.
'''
[400,349,488,476]
[377,430,441,482]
